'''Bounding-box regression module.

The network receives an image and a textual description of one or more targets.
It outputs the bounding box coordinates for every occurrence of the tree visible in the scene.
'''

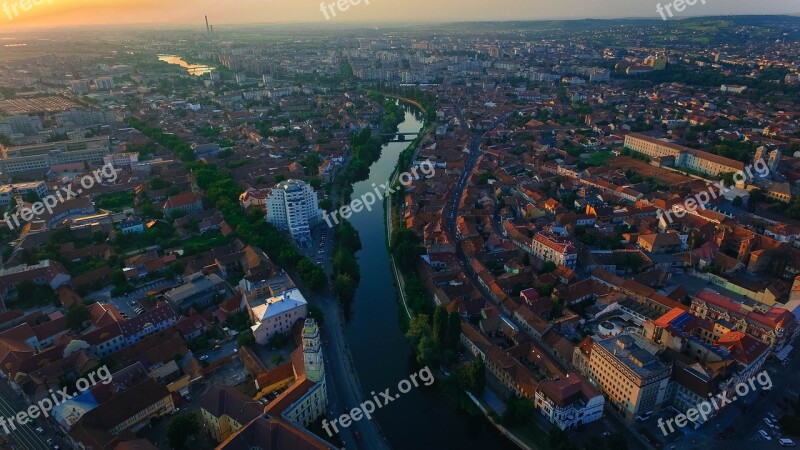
[237,331,255,348]
[170,260,185,277]
[406,314,431,349]
[416,335,439,366]
[446,311,462,351]
[432,305,448,349]
[22,191,40,203]
[541,261,557,274]
[111,269,127,286]
[458,355,486,394]
[167,413,199,450]
[308,304,325,327]
[333,273,357,305]
[66,305,90,332]
[336,220,362,252]
[547,426,579,450]
[502,395,535,426]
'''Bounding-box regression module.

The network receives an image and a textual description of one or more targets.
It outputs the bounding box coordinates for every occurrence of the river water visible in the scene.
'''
[157,55,214,76]
[344,105,517,450]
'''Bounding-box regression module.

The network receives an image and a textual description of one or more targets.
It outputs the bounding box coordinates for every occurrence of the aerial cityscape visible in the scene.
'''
[0,2,800,450]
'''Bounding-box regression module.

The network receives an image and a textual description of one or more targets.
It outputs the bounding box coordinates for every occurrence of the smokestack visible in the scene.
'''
[205,15,210,34]
[210,25,214,34]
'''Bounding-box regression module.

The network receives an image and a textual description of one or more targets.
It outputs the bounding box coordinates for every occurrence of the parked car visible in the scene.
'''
[199,355,209,361]
[35,427,45,435]
[761,430,773,441]
[780,438,797,447]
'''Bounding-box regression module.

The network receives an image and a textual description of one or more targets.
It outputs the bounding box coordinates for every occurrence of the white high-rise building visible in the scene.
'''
[266,179,321,244]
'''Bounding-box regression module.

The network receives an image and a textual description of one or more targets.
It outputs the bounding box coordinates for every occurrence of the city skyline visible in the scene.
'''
[0,0,798,28]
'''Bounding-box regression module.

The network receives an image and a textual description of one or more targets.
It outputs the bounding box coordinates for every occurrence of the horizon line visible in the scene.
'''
[1,12,799,31]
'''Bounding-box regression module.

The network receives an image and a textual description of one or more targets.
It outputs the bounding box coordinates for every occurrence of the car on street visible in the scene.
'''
[199,355,209,361]
[35,427,45,435]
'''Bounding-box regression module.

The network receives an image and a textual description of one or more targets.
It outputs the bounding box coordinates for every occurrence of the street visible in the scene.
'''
[0,378,60,450]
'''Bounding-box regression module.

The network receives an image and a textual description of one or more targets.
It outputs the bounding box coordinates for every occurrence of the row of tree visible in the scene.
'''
[332,220,361,313]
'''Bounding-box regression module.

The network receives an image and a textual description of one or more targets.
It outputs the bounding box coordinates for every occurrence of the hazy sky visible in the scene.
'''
[0,0,798,28]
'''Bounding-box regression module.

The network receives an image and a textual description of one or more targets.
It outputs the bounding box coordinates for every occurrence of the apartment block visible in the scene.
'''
[266,179,321,244]
[588,334,671,420]
[624,133,745,177]
[0,137,111,173]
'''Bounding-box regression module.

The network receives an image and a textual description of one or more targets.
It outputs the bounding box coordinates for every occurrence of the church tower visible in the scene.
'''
[302,318,324,383]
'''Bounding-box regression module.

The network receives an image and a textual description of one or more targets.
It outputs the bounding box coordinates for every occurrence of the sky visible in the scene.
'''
[0,0,797,28]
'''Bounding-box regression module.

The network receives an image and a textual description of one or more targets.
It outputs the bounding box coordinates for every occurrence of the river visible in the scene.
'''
[344,105,517,450]
[157,55,214,76]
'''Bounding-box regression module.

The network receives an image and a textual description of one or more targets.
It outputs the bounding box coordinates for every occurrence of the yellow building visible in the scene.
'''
[588,334,671,420]
[200,386,263,443]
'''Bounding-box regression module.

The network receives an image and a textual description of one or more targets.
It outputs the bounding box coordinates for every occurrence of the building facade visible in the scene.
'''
[249,288,308,345]
[530,231,578,269]
[0,137,111,173]
[265,179,321,244]
[587,334,671,420]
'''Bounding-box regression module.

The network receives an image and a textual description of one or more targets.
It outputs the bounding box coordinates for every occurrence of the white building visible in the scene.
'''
[534,375,605,430]
[530,231,578,270]
[103,152,139,167]
[0,181,49,206]
[249,288,308,345]
[266,179,321,244]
